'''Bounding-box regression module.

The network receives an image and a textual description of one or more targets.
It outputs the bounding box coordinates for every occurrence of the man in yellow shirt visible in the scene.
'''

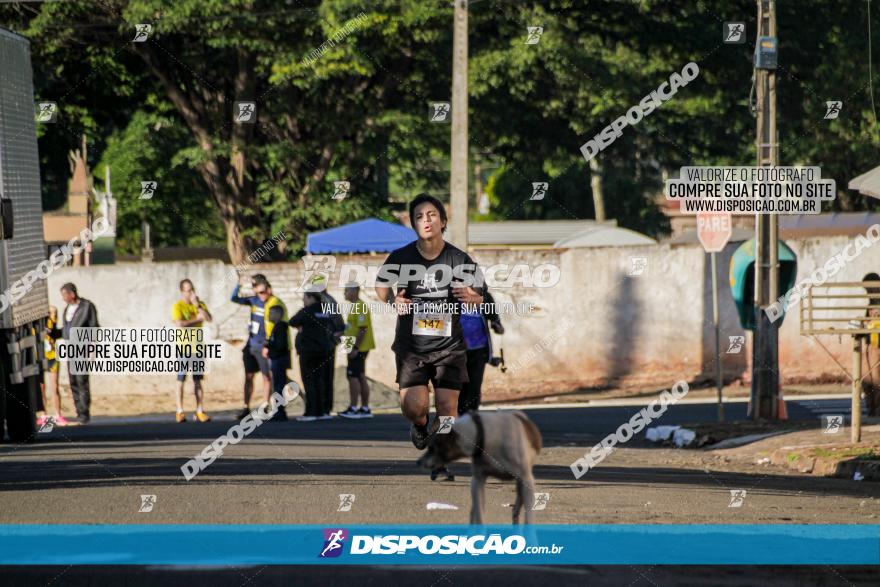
[171,279,212,422]
[338,283,376,419]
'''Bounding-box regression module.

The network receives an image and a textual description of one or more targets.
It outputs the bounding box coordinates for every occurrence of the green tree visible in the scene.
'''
[98,107,225,254]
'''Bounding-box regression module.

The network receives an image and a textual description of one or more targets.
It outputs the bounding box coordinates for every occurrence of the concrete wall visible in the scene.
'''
[44,235,880,399]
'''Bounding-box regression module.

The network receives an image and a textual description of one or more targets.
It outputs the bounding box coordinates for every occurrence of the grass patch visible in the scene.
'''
[811,446,880,460]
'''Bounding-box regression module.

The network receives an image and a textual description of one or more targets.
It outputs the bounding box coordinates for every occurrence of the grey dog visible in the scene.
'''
[416,411,542,524]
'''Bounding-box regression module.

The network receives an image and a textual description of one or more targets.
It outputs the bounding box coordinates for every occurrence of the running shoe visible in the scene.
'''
[338,406,361,419]
[176,412,186,423]
[53,415,70,426]
[296,415,318,422]
[358,406,373,419]
[195,411,211,423]
[410,419,430,449]
[430,466,455,482]
[235,408,250,420]
[317,413,334,420]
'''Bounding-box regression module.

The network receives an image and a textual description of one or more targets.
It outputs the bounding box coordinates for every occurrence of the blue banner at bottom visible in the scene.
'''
[0,525,877,565]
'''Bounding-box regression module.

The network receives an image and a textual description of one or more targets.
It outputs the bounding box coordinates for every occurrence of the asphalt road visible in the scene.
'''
[1,397,877,526]
[3,564,880,587]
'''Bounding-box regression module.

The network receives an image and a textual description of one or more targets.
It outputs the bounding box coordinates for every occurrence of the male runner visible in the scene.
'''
[375,194,484,479]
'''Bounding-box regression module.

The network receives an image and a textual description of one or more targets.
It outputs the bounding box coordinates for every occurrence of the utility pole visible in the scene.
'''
[752,0,780,419]
[589,158,606,223]
[449,0,469,249]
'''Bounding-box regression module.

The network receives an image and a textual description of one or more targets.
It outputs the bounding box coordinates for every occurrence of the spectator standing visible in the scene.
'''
[37,306,68,427]
[262,305,292,421]
[288,292,336,421]
[171,279,213,423]
[57,283,99,425]
[338,283,376,419]
[231,275,285,419]
[317,283,345,420]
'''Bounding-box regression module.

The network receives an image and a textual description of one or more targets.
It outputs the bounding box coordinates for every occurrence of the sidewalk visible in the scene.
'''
[78,380,853,419]
[708,423,880,480]
[482,381,853,406]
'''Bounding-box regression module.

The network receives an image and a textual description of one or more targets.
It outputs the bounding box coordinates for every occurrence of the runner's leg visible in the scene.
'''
[434,387,460,419]
[400,385,430,426]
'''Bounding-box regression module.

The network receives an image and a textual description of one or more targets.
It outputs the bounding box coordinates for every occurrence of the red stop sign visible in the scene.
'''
[697,212,732,253]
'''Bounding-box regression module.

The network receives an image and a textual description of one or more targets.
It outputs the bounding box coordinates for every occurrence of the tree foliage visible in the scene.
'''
[1,0,878,259]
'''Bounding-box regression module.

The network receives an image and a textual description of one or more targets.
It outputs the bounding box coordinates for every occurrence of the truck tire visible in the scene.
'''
[4,373,37,443]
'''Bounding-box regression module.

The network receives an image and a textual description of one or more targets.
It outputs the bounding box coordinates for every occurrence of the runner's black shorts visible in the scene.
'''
[346,351,369,377]
[177,348,205,381]
[242,344,270,376]
[395,347,469,391]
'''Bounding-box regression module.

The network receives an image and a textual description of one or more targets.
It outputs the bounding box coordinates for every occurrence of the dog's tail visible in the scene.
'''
[513,412,543,454]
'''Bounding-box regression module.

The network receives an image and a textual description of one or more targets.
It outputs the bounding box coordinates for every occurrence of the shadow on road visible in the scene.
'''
[1,454,876,500]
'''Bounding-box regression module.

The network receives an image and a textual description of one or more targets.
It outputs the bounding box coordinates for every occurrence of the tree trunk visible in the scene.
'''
[134,43,262,265]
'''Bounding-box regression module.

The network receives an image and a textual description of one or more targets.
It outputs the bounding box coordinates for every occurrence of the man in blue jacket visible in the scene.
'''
[231,275,287,419]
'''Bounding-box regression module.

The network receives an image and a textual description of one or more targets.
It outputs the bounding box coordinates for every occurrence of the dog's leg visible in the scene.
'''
[521,474,536,524]
[512,488,523,524]
[470,473,485,525]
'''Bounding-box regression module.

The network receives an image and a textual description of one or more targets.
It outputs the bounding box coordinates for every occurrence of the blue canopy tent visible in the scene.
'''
[306,218,416,254]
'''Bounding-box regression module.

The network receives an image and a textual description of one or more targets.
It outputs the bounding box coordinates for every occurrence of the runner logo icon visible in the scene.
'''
[337,494,356,512]
[319,528,348,558]
[822,414,844,434]
[726,335,745,354]
[431,102,450,122]
[530,182,548,201]
[532,492,550,510]
[824,101,842,120]
[436,416,454,434]
[139,494,157,513]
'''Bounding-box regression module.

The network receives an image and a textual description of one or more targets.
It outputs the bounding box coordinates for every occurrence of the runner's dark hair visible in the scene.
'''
[179,278,194,291]
[409,193,447,233]
[60,282,77,296]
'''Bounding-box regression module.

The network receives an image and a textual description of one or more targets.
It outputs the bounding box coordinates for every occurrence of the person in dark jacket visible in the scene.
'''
[457,290,504,415]
[55,283,99,424]
[314,279,345,419]
[288,292,336,421]
[262,305,291,421]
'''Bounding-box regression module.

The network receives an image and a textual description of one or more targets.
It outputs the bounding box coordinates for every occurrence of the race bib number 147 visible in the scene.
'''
[412,312,452,337]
